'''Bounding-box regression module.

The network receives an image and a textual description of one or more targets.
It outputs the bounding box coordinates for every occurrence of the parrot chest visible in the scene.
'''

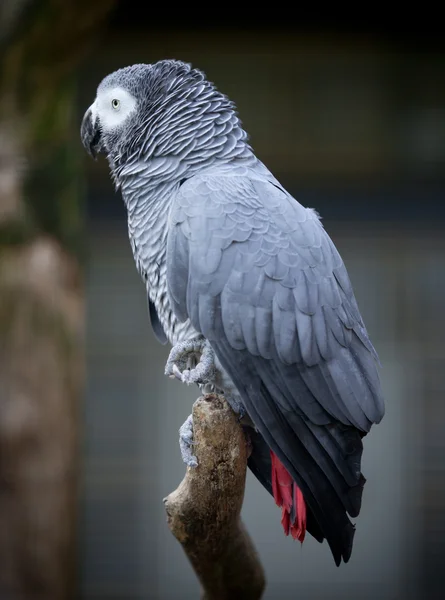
[123,181,195,345]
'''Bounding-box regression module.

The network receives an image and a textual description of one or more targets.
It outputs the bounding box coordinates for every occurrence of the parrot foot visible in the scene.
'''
[179,414,198,468]
[165,337,216,386]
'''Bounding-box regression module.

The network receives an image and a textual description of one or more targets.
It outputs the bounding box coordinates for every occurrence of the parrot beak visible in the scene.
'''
[81,106,102,159]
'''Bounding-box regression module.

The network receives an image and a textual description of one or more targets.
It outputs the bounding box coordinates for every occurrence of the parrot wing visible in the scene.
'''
[166,169,384,564]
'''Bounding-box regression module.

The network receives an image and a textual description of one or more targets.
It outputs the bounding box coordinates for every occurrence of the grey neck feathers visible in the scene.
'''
[112,80,253,190]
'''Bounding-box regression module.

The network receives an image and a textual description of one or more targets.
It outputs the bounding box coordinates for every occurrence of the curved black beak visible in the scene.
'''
[81,107,102,159]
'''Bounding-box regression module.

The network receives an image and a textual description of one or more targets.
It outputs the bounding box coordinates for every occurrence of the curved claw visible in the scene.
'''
[172,363,186,381]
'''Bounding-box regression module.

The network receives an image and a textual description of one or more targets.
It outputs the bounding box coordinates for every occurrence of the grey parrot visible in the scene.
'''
[81,60,385,566]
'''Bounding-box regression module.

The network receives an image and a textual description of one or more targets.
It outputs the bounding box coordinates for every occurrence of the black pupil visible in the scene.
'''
[113,100,118,107]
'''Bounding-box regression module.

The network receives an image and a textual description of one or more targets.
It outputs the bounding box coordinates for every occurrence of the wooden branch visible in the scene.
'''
[164,394,266,600]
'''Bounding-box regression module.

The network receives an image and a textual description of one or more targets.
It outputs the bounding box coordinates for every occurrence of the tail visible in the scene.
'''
[270,450,306,543]
[246,426,364,566]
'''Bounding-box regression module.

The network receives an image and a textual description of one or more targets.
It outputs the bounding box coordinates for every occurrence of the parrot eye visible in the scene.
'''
[111,98,120,110]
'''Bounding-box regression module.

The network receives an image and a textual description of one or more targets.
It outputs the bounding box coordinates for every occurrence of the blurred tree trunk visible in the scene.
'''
[0,1,115,598]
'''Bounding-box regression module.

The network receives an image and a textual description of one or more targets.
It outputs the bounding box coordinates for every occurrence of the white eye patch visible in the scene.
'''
[94,87,137,131]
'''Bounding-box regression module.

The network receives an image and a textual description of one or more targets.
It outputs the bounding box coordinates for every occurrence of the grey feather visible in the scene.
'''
[147,295,168,344]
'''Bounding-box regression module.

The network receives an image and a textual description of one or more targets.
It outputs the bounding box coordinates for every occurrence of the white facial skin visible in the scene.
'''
[90,86,137,131]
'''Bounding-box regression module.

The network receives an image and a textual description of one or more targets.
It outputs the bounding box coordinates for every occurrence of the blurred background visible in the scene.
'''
[1,2,444,599]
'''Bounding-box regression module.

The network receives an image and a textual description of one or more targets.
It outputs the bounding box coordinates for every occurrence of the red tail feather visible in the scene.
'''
[270,451,306,543]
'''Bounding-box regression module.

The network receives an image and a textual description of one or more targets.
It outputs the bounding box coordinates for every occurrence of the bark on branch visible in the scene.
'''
[164,394,266,600]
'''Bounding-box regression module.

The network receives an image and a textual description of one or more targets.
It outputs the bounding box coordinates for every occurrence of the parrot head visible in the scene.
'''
[81,60,240,168]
